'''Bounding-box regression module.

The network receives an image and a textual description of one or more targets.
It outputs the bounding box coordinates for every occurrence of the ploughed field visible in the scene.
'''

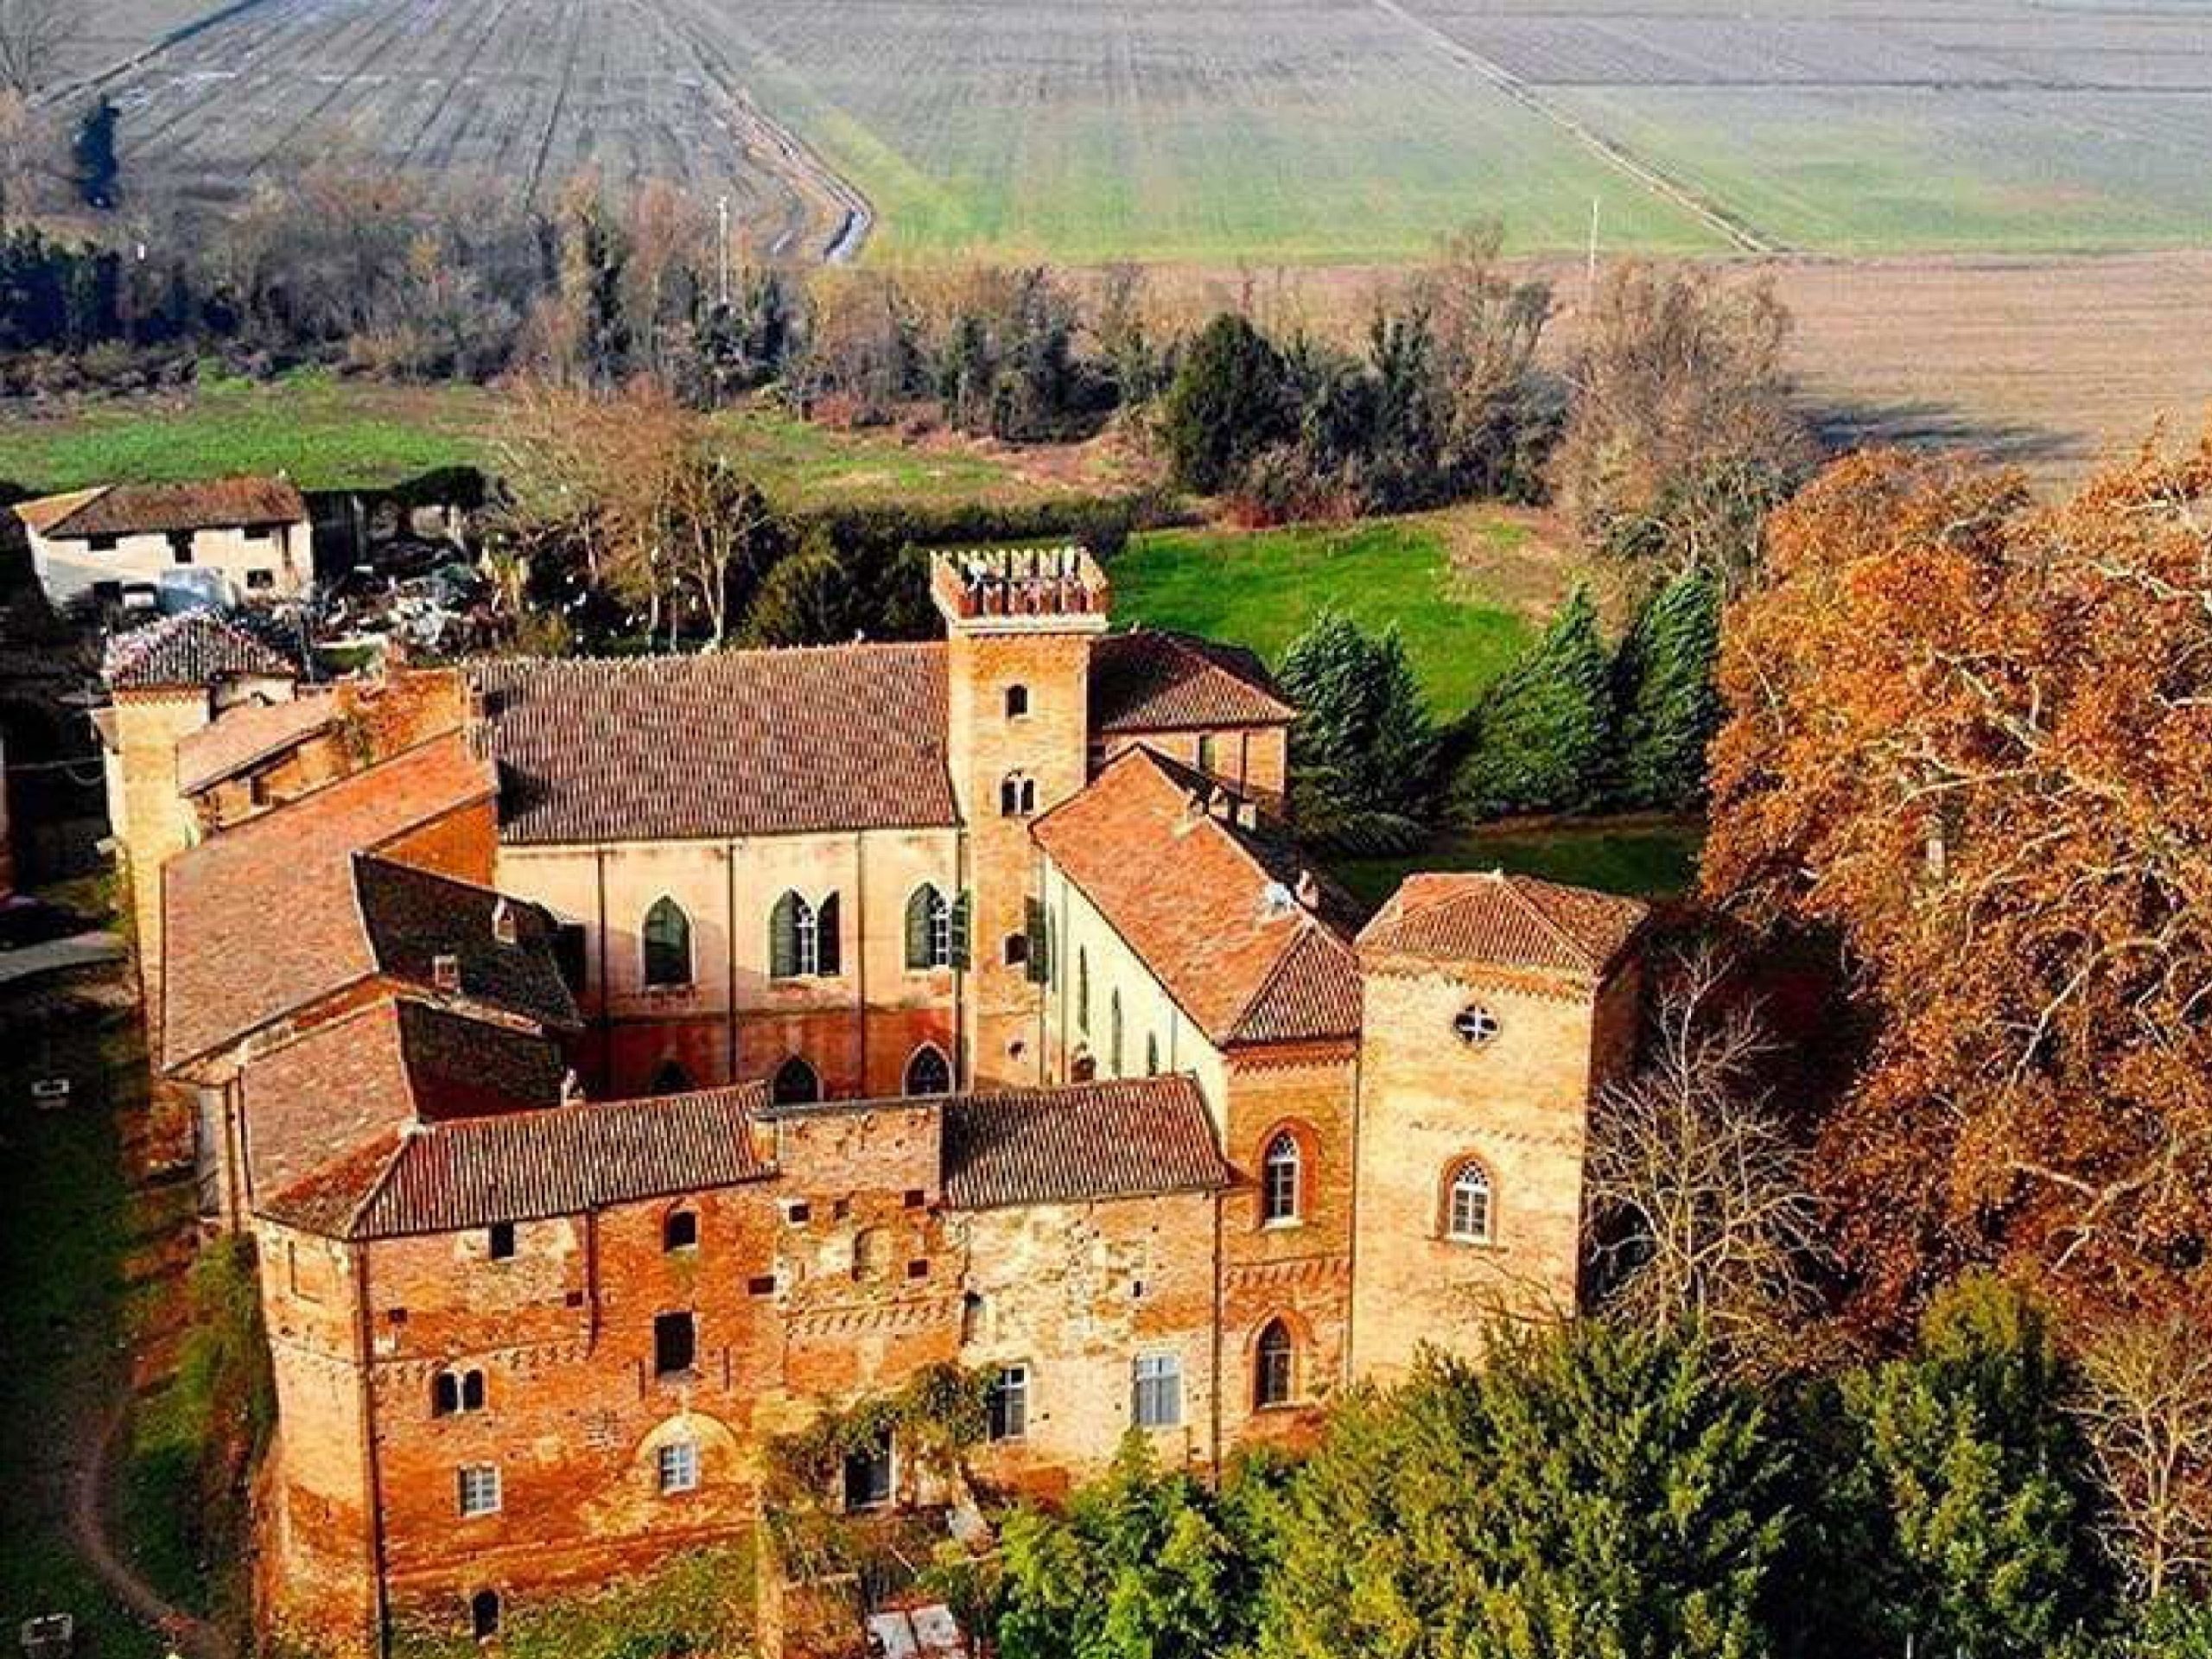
[71,0,2212,264]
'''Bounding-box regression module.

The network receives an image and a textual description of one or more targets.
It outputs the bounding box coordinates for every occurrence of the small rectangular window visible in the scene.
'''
[657,1440,700,1495]
[988,1364,1029,1442]
[245,568,276,590]
[87,534,121,554]
[663,1211,698,1253]
[168,530,194,564]
[487,1222,517,1261]
[654,1311,696,1378]
[747,1274,777,1297]
[457,1464,502,1517]
[1133,1353,1182,1429]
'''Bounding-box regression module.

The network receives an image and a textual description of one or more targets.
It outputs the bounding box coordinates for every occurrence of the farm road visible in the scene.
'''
[1361,0,1781,255]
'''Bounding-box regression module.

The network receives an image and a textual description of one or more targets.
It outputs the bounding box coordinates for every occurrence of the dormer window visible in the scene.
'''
[1005,684,1030,719]
[432,953,461,993]
[491,898,518,946]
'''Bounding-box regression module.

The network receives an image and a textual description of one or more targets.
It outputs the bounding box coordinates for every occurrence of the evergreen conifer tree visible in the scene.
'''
[1611,567,1723,810]
[1454,584,1612,820]
[1276,609,1438,849]
[739,533,854,647]
[1158,313,1293,493]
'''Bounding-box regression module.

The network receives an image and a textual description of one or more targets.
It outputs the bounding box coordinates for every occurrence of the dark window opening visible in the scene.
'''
[653,1311,696,1378]
[747,1274,777,1296]
[553,923,588,995]
[486,1223,516,1261]
[1005,684,1030,718]
[168,529,194,564]
[906,1258,930,1280]
[664,1210,699,1252]
[1255,1320,1295,1409]
[903,1045,950,1096]
[470,1589,501,1641]
[643,897,692,988]
[772,1056,820,1106]
[842,1437,893,1511]
[435,1369,486,1416]
[1002,931,1027,968]
[652,1059,693,1096]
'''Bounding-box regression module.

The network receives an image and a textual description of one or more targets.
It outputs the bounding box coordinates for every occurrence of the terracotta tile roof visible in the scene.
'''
[24,475,307,539]
[239,1000,569,1200]
[1090,630,1295,733]
[941,1076,1228,1210]
[103,610,297,690]
[471,645,959,844]
[1358,871,1649,981]
[353,855,581,1031]
[1033,747,1361,1047]
[175,690,338,794]
[160,734,499,1067]
[259,1081,772,1239]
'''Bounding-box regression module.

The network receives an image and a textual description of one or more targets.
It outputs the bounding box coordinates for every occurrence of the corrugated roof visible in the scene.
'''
[1090,630,1295,733]
[472,645,959,844]
[28,475,307,538]
[175,691,338,793]
[941,1077,1227,1211]
[160,734,500,1066]
[1357,871,1649,981]
[103,610,297,690]
[1033,747,1361,1047]
[260,1081,772,1239]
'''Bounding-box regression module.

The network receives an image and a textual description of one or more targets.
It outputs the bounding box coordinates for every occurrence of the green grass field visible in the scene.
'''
[1110,516,1538,715]
[1333,817,1704,911]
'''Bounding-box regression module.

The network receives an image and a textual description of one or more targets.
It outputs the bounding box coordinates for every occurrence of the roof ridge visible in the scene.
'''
[475,639,937,673]
[1495,874,1605,969]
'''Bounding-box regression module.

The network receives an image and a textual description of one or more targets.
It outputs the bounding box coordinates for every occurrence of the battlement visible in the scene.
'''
[931,545,1112,633]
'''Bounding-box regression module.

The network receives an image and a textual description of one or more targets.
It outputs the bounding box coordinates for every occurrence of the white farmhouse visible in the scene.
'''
[14,476,312,609]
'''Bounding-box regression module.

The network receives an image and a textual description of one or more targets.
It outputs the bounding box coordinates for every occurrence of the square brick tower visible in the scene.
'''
[1348,872,1648,1383]
[931,548,1110,1087]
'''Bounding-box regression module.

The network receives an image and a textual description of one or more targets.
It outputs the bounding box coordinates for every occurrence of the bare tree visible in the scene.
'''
[2075,1316,2212,1600]
[0,0,78,99]
[1585,946,1829,1370]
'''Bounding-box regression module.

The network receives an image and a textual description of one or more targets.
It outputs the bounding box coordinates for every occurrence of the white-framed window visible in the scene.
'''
[1261,1131,1300,1224]
[1453,1004,1501,1046]
[1445,1160,1494,1244]
[457,1463,502,1517]
[987,1363,1030,1442]
[657,1440,701,1495]
[1132,1353,1183,1429]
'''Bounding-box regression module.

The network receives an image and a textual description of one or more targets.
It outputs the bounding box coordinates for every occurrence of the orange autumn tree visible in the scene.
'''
[1702,435,2212,1325]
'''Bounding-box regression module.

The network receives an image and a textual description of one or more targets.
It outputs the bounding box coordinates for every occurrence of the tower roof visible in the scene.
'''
[1358,870,1649,983]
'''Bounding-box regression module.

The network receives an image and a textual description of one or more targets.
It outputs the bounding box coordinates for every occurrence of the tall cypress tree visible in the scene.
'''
[1454,585,1612,820]
[1611,567,1722,811]
[1158,313,1293,493]
[1277,610,1438,850]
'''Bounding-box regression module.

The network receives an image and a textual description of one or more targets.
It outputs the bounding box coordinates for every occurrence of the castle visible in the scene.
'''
[98,549,1648,1655]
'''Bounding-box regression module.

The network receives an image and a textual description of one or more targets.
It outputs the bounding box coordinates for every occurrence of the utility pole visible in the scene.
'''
[717,194,731,310]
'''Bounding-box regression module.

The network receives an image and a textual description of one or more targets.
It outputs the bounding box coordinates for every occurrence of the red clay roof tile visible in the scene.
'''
[940,1076,1227,1210]
[1090,630,1294,733]
[1357,871,1649,980]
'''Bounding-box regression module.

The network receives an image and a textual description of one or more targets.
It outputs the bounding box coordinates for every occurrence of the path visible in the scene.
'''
[66,1393,226,1659]
[1363,0,1783,255]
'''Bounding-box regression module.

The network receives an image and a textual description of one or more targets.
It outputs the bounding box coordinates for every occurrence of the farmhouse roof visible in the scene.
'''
[261,1079,773,1240]
[238,999,570,1201]
[160,734,501,1067]
[22,476,308,540]
[102,610,297,691]
[175,690,339,793]
[1358,870,1649,982]
[1090,629,1295,733]
[1033,747,1362,1048]
[940,1076,1229,1211]
[470,645,959,844]
[352,855,581,1031]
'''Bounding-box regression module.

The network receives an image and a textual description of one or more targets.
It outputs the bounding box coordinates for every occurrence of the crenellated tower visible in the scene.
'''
[931,548,1110,1087]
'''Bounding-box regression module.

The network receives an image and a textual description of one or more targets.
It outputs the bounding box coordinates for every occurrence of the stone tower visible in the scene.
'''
[1347,871,1648,1383]
[931,548,1110,1088]
[97,612,297,1018]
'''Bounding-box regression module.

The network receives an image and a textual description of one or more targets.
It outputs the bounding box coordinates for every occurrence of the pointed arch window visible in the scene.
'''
[904,1043,951,1096]
[772,1055,821,1106]
[1262,1131,1301,1224]
[772,891,841,979]
[906,884,951,970]
[1255,1319,1294,1408]
[1445,1160,1494,1244]
[642,896,692,988]
[1109,989,1124,1077]
[651,1058,693,1096]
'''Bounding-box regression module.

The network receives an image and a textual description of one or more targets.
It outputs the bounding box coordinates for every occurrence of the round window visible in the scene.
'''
[1452,1005,1501,1046]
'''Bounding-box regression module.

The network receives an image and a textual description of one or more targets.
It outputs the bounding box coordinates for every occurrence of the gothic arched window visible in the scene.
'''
[642,896,691,988]
[1444,1160,1494,1244]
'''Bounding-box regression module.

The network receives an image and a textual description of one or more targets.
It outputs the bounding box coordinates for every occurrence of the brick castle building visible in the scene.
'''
[99,550,1649,1655]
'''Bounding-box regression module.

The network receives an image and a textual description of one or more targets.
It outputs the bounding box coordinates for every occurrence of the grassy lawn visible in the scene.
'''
[0,372,499,493]
[1110,516,1541,715]
[0,953,173,1659]
[1333,817,1705,912]
[711,406,1055,510]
